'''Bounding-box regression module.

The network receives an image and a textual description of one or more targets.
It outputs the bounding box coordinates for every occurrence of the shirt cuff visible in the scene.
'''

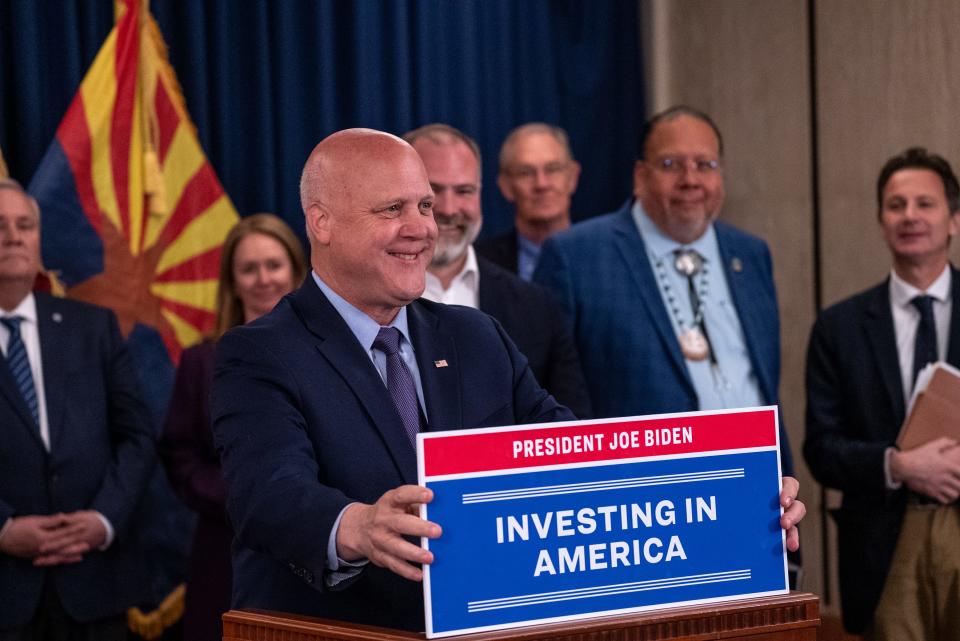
[94,512,115,550]
[884,447,903,490]
[325,503,368,587]
[0,518,11,545]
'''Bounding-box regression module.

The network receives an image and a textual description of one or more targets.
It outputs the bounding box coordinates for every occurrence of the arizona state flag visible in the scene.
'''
[29,0,238,366]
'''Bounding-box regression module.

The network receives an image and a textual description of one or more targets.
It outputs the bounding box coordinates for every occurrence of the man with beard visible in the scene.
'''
[477,123,581,280]
[534,105,794,475]
[405,124,591,418]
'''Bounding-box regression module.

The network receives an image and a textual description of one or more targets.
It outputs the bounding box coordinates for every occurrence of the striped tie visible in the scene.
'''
[1,316,39,426]
[373,327,420,447]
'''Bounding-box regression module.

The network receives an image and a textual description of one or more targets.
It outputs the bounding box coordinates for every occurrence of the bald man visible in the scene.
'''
[210,129,574,630]
[211,129,805,632]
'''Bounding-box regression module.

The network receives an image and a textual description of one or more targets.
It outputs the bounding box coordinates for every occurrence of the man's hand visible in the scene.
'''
[336,485,441,582]
[890,437,960,503]
[32,510,107,566]
[780,476,806,552]
[0,514,86,563]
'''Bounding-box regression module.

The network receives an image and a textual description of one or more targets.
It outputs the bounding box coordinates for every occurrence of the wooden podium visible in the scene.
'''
[223,591,819,641]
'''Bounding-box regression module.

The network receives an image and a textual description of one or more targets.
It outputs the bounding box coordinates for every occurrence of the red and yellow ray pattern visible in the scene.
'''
[52,0,237,364]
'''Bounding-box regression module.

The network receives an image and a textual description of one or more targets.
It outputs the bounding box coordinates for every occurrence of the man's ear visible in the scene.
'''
[632,160,647,200]
[306,203,331,245]
[497,172,516,203]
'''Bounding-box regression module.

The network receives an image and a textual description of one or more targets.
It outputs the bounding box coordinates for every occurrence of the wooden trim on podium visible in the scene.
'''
[223,591,819,641]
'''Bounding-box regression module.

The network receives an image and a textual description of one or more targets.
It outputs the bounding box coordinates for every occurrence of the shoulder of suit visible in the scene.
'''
[712,219,768,250]
[34,292,114,322]
[477,256,557,301]
[544,209,623,251]
[476,229,515,250]
[415,296,498,328]
[818,279,887,322]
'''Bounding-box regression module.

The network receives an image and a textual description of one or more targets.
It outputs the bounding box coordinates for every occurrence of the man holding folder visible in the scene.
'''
[805,147,960,638]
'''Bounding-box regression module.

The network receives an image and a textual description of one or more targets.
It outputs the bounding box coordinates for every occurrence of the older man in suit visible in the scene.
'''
[477,123,581,280]
[212,129,806,631]
[0,179,155,640]
[403,123,591,418]
[805,147,960,638]
[534,106,794,476]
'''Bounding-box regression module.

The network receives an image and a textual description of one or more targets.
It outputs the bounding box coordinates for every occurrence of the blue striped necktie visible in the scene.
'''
[1,316,39,426]
[373,326,420,447]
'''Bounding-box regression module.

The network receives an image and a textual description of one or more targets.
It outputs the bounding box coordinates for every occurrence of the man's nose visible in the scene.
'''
[435,191,454,216]
[0,224,21,244]
[401,205,435,238]
[534,168,551,189]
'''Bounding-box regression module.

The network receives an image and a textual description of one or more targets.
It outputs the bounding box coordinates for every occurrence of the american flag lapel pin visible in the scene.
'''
[434,359,448,368]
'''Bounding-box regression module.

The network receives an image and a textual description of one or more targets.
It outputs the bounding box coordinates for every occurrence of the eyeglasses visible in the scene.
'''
[652,157,720,174]
[505,162,570,182]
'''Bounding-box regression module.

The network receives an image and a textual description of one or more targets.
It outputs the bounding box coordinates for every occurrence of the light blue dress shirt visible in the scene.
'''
[312,272,427,412]
[517,232,541,282]
[631,202,764,410]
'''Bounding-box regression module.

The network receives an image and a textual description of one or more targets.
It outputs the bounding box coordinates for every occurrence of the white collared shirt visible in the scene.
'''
[0,293,114,547]
[0,293,51,450]
[889,265,952,406]
[423,246,480,308]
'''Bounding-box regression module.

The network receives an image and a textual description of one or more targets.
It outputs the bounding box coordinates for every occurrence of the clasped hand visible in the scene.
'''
[0,511,107,566]
[891,437,960,503]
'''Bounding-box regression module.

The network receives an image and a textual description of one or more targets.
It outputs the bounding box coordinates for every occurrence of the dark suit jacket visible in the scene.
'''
[804,267,960,633]
[476,229,519,274]
[0,293,155,629]
[159,340,232,641]
[477,256,591,418]
[534,200,793,475]
[211,277,574,631]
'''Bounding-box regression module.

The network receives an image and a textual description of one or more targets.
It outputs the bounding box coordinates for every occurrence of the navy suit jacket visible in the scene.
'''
[477,256,592,418]
[0,293,155,629]
[211,276,574,631]
[476,228,519,274]
[534,200,793,475]
[804,267,960,633]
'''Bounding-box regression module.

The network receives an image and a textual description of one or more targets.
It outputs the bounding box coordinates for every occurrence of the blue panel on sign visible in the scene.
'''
[424,451,785,635]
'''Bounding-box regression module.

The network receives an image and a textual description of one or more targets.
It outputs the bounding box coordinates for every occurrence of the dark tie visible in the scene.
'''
[1,316,39,426]
[911,295,938,388]
[373,327,420,447]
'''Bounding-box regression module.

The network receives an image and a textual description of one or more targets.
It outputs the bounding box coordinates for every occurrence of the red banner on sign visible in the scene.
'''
[422,408,777,478]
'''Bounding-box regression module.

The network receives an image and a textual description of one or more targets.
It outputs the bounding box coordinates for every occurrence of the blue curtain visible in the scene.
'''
[0,0,644,242]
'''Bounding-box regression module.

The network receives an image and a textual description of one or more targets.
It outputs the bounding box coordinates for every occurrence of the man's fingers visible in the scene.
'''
[34,552,85,567]
[782,498,806,528]
[784,526,800,552]
[37,525,88,554]
[386,485,433,510]
[34,513,71,530]
[780,476,799,507]
[370,529,434,566]
[385,512,441,540]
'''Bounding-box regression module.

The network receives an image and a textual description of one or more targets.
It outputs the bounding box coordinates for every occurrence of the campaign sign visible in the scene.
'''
[417,406,787,638]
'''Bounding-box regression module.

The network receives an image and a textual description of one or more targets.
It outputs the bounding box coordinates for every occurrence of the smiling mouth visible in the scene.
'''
[390,251,425,262]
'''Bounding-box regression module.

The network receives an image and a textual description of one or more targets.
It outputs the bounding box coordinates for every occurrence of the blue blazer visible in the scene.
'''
[804,268,960,633]
[211,276,573,631]
[534,200,792,475]
[0,293,155,629]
